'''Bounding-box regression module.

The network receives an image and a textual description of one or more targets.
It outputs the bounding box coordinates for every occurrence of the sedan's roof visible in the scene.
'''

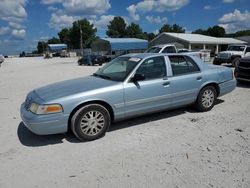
[121,53,168,59]
[121,52,190,59]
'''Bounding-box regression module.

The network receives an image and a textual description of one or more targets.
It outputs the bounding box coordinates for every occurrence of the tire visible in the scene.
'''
[78,61,82,65]
[232,57,240,67]
[195,86,217,112]
[71,104,111,141]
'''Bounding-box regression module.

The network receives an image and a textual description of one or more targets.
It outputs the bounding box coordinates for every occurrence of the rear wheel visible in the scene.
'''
[195,86,217,112]
[71,104,111,141]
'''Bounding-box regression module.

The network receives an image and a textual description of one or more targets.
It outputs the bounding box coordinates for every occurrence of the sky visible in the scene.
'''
[0,0,249,55]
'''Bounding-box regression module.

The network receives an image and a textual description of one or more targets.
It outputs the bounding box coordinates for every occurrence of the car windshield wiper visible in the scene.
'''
[92,73,111,80]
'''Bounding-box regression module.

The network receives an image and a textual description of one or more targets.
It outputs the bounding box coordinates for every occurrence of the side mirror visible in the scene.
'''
[132,73,145,82]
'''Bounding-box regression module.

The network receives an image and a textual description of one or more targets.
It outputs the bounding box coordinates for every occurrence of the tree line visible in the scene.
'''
[36,16,250,54]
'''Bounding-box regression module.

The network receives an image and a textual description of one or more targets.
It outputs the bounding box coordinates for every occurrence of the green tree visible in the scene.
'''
[126,23,146,39]
[172,24,185,33]
[159,24,185,33]
[192,28,208,35]
[159,24,172,33]
[106,16,127,37]
[207,25,225,37]
[69,19,97,49]
[192,25,225,37]
[234,30,250,37]
[37,41,48,53]
[58,28,71,47]
[47,37,61,44]
[145,32,156,41]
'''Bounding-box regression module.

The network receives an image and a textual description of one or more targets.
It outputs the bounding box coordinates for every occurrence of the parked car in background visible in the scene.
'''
[60,50,69,57]
[0,54,5,67]
[21,53,236,141]
[234,56,250,83]
[213,45,250,66]
[78,55,105,66]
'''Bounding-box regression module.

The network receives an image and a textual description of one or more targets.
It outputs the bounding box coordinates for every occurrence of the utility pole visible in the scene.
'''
[79,21,83,57]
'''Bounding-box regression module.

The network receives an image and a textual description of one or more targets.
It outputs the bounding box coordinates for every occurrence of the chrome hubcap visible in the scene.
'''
[80,111,105,136]
[202,89,214,108]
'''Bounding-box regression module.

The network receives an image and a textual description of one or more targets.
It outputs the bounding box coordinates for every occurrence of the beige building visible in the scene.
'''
[150,32,246,55]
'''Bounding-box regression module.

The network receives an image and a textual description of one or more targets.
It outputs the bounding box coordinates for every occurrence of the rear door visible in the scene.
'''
[167,55,203,107]
[123,56,172,117]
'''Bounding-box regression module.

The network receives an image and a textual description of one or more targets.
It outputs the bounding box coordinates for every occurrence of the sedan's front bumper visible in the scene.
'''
[20,103,69,135]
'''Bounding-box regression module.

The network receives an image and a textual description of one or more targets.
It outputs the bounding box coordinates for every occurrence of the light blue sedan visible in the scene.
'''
[20,53,236,141]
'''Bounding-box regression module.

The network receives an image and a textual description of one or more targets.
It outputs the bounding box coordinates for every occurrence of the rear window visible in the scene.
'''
[169,56,200,76]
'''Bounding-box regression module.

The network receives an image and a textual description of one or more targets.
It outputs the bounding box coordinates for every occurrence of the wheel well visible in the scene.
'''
[231,55,241,60]
[201,83,220,96]
[67,100,114,131]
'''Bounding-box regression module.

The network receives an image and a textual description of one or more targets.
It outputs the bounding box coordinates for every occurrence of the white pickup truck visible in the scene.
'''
[213,45,250,66]
[145,44,203,60]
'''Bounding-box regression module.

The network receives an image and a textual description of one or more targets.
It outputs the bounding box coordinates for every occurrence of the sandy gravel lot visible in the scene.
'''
[0,57,249,188]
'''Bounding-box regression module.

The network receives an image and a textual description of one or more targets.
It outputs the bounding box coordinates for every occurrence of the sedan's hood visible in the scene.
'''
[35,76,118,102]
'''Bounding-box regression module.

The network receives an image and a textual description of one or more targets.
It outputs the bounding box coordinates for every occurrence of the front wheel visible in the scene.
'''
[71,104,111,141]
[195,86,217,112]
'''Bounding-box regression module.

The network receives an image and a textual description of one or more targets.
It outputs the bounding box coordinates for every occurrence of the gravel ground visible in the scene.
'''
[0,57,249,188]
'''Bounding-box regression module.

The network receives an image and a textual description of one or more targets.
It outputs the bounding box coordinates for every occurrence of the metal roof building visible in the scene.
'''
[48,44,67,52]
[91,38,148,53]
[236,36,250,45]
[150,32,246,54]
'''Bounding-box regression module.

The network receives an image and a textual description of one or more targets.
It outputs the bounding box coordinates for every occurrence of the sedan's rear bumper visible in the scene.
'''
[20,103,69,135]
[218,79,236,97]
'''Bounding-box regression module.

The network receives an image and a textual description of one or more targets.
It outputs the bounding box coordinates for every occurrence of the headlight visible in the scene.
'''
[29,103,63,114]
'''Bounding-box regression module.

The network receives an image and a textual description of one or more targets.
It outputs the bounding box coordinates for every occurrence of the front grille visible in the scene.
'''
[239,61,250,68]
[218,53,230,59]
[237,74,250,80]
[238,67,250,74]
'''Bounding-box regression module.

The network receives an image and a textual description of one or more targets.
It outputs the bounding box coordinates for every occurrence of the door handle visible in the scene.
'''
[196,76,202,81]
[163,81,170,87]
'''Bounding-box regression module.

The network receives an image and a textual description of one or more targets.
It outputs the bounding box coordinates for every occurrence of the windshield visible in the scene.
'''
[145,47,161,53]
[227,46,245,51]
[94,56,142,82]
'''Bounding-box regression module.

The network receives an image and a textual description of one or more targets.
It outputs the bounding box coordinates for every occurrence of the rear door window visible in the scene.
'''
[169,55,200,76]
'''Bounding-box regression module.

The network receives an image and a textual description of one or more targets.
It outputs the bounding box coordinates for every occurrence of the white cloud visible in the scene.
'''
[41,0,63,4]
[91,15,115,30]
[0,0,27,22]
[223,0,235,3]
[127,5,140,21]
[204,5,219,10]
[11,29,26,40]
[218,9,250,32]
[8,22,24,29]
[63,0,111,15]
[146,15,168,24]
[127,0,189,20]
[49,13,78,30]
[48,6,58,12]
[0,27,10,35]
